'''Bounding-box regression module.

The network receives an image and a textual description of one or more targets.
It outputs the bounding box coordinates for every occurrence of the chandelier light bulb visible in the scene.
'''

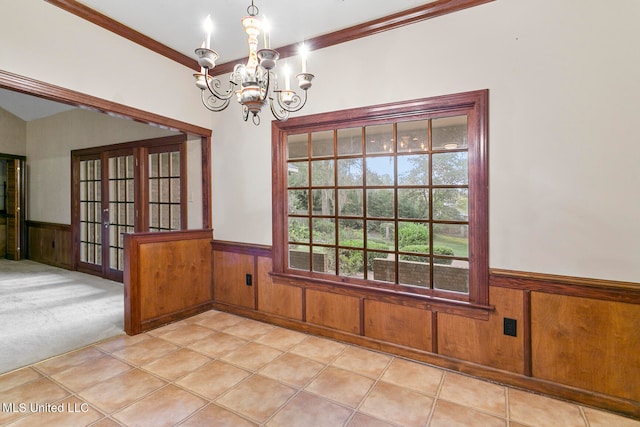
[203,15,213,49]
[193,1,314,124]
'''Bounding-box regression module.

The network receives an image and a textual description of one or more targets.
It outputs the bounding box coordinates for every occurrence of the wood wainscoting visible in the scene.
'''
[211,240,640,419]
[124,229,214,335]
[26,221,72,269]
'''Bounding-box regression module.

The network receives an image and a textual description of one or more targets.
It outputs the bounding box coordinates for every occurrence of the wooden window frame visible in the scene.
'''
[272,90,489,307]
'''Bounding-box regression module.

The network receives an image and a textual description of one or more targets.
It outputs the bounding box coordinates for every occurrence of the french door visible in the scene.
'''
[76,150,135,281]
[72,136,186,281]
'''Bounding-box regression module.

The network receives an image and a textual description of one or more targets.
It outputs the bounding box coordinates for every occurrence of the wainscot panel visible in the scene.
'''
[438,286,525,374]
[531,292,640,403]
[124,229,213,334]
[26,221,72,269]
[363,299,432,352]
[212,249,256,309]
[209,241,640,419]
[306,289,361,334]
[257,256,303,320]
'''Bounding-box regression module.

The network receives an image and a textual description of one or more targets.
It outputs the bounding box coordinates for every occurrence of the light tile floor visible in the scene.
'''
[1,310,638,427]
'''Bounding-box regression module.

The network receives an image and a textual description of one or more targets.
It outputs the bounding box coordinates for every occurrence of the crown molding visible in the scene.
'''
[46,0,494,75]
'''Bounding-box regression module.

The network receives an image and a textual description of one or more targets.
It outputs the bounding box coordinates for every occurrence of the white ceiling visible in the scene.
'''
[1,0,432,121]
[77,0,432,61]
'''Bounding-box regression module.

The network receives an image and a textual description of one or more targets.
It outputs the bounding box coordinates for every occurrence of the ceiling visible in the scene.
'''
[1,0,432,121]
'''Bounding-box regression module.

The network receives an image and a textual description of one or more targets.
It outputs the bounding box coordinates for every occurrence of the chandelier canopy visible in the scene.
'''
[194,1,314,125]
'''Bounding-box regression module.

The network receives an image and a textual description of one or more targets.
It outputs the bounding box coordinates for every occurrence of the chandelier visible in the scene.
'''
[193,1,314,125]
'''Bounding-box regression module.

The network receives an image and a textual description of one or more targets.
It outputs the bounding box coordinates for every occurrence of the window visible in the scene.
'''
[272,90,488,306]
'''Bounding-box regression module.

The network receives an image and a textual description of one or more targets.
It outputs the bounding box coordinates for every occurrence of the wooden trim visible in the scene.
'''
[212,0,496,76]
[271,272,492,321]
[490,269,640,304]
[523,290,532,377]
[201,136,212,229]
[0,70,210,138]
[211,240,273,258]
[25,221,71,232]
[45,0,198,71]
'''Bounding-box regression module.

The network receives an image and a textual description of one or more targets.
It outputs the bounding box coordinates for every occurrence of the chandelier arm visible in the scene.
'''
[268,95,290,121]
[275,89,308,113]
[201,90,231,112]
[204,73,236,102]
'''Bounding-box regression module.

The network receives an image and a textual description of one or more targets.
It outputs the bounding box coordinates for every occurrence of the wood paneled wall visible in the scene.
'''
[211,240,640,419]
[124,229,213,334]
[26,221,72,268]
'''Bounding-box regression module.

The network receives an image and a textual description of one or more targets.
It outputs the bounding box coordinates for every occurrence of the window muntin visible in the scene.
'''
[274,91,488,305]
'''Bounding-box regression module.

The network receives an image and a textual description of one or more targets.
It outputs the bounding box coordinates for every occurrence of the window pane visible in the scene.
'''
[434,223,468,257]
[311,160,334,187]
[337,158,363,186]
[432,116,468,150]
[312,189,334,216]
[338,189,363,216]
[337,127,362,156]
[170,178,180,203]
[434,260,469,293]
[366,124,394,154]
[398,188,428,220]
[170,151,180,176]
[367,220,395,251]
[432,152,468,185]
[398,222,430,249]
[366,189,394,218]
[338,219,363,245]
[288,133,308,160]
[288,161,308,187]
[159,153,170,176]
[398,154,429,185]
[149,153,158,177]
[312,218,335,244]
[366,156,395,186]
[433,188,468,221]
[311,130,334,158]
[367,251,392,282]
[288,217,309,243]
[149,179,158,202]
[289,244,310,271]
[312,247,335,274]
[288,189,309,214]
[339,249,364,277]
[398,254,431,288]
[397,120,428,153]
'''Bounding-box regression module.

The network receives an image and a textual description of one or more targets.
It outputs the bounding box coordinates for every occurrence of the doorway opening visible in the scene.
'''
[0,154,26,260]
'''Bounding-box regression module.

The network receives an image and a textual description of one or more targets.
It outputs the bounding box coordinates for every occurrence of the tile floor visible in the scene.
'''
[0,310,638,427]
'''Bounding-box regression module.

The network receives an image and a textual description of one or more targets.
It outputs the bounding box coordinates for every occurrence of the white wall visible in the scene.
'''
[26,109,178,224]
[210,0,640,283]
[0,0,209,130]
[0,107,26,155]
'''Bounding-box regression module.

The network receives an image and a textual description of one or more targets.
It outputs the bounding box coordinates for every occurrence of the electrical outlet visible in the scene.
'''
[503,318,517,337]
[245,274,252,286]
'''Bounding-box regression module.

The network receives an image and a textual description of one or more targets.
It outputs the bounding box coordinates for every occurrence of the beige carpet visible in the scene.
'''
[0,259,124,374]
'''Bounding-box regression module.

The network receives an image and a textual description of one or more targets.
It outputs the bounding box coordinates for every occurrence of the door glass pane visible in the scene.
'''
[109,155,134,270]
[79,159,102,266]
